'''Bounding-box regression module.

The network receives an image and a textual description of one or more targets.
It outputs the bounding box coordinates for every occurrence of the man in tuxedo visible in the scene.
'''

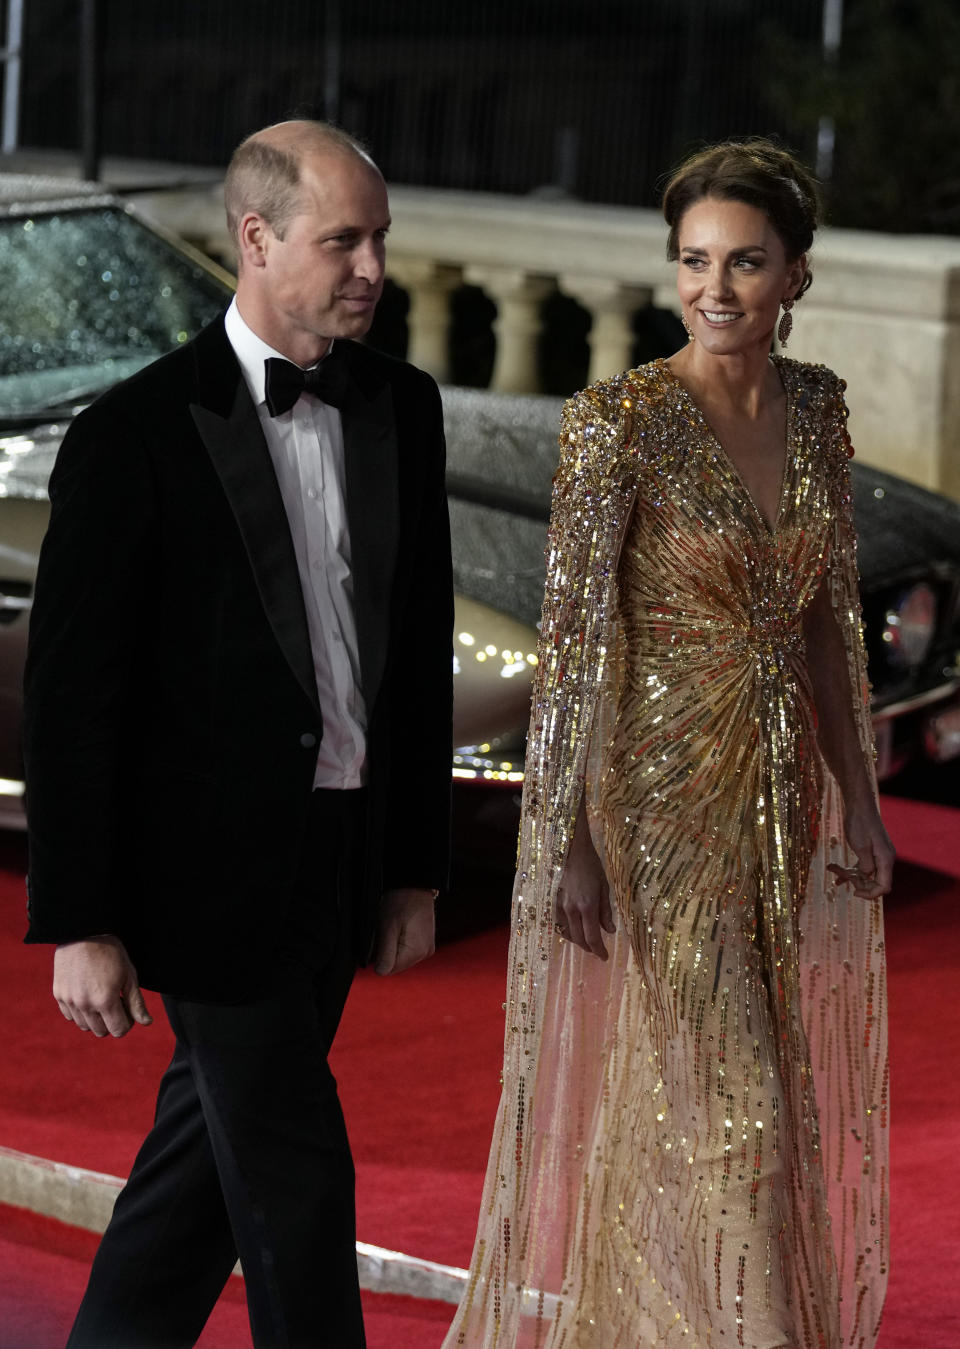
[23,120,453,1348]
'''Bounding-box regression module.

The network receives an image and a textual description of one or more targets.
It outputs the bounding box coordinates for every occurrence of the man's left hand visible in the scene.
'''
[373,888,437,975]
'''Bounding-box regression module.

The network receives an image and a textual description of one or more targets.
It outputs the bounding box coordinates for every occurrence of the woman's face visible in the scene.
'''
[674,196,805,355]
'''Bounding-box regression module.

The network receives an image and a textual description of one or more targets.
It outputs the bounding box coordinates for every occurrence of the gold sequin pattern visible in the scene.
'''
[444,358,888,1349]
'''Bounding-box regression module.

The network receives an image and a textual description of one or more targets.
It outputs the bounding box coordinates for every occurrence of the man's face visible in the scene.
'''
[244,150,390,362]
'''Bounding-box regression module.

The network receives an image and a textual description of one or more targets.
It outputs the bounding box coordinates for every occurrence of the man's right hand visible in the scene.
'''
[53,935,153,1038]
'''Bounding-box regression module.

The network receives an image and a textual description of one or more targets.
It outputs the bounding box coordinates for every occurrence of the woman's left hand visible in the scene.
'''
[828,801,895,900]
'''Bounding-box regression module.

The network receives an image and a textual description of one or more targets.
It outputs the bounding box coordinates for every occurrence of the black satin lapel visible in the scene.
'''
[342,382,398,713]
[191,385,320,713]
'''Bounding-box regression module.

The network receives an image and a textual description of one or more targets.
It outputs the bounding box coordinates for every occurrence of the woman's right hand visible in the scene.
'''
[555,799,616,960]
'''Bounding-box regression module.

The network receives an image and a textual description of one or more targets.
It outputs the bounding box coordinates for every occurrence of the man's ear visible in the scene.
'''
[237,212,272,270]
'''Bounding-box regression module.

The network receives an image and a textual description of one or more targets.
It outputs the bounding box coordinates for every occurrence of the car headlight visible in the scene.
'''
[881,582,937,669]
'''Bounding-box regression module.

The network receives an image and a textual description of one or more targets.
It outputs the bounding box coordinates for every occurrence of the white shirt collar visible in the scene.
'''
[223,298,334,408]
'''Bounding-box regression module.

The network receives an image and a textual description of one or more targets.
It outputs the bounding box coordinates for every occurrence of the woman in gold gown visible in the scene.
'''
[444,140,893,1349]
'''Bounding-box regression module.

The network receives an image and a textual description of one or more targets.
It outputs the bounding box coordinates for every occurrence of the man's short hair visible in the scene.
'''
[224,122,375,244]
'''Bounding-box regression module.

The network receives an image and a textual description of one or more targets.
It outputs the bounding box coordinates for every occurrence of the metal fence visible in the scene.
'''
[4,0,956,234]
[7,0,820,206]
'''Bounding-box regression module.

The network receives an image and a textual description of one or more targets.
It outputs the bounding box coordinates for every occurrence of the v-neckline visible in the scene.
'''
[657,356,793,537]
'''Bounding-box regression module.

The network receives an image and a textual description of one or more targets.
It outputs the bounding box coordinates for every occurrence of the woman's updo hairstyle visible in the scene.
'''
[662,138,822,297]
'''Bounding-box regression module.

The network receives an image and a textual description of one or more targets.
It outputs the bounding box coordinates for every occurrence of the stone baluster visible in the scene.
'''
[466,268,554,393]
[561,279,653,385]
[387,260,462,383]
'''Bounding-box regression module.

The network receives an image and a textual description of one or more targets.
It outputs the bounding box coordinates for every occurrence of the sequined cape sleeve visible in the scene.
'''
[797,368,889,1347]
[442,376,643,1346]
[521,381,641,874]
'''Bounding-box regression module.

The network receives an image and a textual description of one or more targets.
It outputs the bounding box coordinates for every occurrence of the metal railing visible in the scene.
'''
[11,0,820,204]
[1,0,23,155]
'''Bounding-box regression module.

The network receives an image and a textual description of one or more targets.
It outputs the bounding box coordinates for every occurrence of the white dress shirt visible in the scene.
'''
[224,299,367,788]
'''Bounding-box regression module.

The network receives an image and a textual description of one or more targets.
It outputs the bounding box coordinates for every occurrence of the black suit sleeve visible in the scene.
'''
[23,400,158,943]
[380,371,453,893]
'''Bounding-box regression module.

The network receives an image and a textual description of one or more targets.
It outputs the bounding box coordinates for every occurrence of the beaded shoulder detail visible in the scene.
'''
[776,356,855,459]
[582,355,855,470]
[564,360,680,427]
[565,356,849,435]
[556,361,685,495]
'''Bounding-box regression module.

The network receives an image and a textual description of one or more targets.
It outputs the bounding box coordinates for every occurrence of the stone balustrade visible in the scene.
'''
[131,182,960,499]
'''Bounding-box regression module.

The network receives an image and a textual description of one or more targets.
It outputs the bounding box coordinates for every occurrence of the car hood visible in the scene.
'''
[851,462,960,587]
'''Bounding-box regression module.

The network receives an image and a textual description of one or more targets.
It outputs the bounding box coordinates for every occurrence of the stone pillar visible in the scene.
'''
[789,301,960,499]
[467,267,554,393]
[561,279,653,385]
[387,260,462,384]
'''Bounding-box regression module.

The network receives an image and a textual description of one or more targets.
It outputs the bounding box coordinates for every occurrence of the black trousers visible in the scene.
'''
[66,790,368,1349]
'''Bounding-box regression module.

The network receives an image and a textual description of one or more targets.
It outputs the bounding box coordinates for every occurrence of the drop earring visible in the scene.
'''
[778,299,794,347]
[681,312,694,342]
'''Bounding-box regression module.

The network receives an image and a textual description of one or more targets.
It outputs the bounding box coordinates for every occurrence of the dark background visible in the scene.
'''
[8,0,960,234]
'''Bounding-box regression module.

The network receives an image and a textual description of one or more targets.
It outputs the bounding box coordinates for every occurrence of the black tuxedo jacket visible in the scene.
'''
[23,316,453,1000]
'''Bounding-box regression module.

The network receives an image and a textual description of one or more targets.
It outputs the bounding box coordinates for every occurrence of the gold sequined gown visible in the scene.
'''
[444,359,888,1349]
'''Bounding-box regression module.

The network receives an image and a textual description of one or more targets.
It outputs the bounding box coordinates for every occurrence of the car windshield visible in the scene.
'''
[0,205,232,418]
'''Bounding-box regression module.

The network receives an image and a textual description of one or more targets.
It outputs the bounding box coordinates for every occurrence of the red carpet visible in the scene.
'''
[0,1205,453,1349]
[0,790,958,1346]
[874,795,960,1349]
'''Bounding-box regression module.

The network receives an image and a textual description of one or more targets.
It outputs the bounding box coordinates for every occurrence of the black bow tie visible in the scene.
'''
[263,353,350,417]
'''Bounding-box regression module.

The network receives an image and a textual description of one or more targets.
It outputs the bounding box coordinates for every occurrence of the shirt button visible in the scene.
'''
[299,732,317,748]
[307,487,319,500]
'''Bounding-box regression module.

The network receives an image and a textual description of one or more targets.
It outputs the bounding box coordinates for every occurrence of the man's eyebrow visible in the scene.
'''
[321,219,392,234]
